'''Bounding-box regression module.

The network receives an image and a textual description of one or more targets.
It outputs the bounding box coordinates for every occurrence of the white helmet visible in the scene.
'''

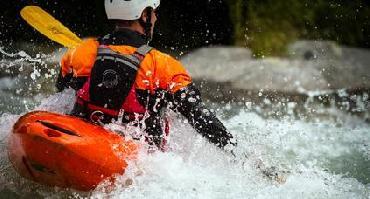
[105,0,160,21]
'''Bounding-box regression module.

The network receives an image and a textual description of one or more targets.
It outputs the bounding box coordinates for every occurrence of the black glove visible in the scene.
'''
[55,69,87,92]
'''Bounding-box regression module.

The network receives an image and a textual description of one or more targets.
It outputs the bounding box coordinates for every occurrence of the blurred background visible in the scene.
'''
[1,0,369,56]
[1,1,369,107]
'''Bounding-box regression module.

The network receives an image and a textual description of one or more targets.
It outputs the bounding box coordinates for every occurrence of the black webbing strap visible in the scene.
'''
[96,45,153,70]
[136,45,153,56]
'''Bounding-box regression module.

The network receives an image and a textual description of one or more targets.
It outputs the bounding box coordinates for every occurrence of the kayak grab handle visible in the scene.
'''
[36,120,80,137]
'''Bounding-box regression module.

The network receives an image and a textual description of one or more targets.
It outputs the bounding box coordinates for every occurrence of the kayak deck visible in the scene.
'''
[8,111,137,191]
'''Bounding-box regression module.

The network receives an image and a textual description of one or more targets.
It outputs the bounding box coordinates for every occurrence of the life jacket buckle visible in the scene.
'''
[90,110,105,125]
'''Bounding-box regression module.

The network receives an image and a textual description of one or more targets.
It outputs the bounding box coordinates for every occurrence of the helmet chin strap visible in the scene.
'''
[139,7,153,44]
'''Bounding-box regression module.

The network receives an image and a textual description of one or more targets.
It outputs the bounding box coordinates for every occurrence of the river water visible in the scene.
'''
[0,49,369,198]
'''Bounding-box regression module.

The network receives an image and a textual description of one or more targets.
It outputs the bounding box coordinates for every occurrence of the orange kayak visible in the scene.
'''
[8,111,138,191]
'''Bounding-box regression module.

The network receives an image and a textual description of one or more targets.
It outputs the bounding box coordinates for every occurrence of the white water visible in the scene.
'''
[0,89,369,198]
[0,48,369,198]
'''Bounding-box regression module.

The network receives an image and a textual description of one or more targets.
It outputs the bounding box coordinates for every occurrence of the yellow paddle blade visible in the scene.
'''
[20,6,82,48]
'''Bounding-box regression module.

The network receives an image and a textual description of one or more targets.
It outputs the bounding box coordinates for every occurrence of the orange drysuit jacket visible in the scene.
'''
[60,38,192,94]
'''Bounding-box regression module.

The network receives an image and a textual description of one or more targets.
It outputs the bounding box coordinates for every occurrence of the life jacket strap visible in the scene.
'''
[76,97,145,124]
[135,45,153,56]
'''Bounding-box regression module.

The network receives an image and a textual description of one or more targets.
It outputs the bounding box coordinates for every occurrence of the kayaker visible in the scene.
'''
[56,0,236,151]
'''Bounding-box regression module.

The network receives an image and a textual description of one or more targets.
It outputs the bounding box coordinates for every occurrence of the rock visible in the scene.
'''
[182,46,252,62]
[231,58,329,92]
[181,47,252,82]
[287,40,342,60]
[181,43,370,94]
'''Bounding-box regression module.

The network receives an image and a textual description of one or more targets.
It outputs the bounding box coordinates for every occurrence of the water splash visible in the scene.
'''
[0,48,369,198]
[0,47,43,64]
